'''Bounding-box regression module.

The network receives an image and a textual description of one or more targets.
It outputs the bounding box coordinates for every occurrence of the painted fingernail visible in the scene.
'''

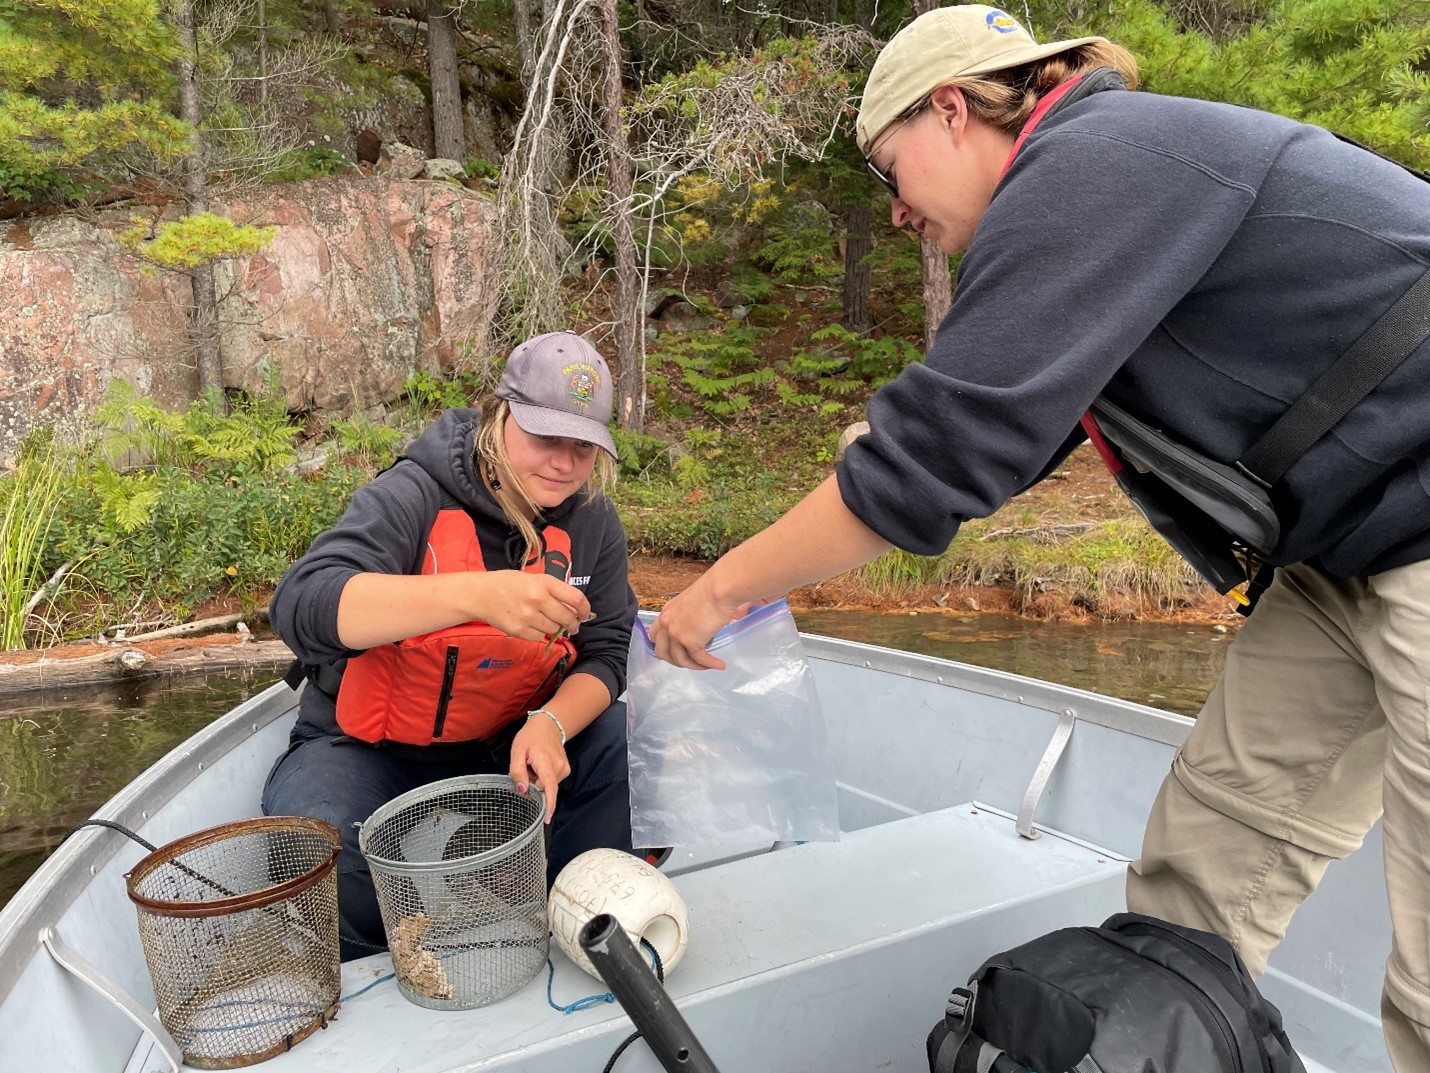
[517,782,528,794]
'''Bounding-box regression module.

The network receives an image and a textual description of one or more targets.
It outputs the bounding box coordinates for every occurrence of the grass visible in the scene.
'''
[836,518,1199,614]
[0,446,68,650]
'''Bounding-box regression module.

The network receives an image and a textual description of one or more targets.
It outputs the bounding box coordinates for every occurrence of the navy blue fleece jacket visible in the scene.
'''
[837,87,1430,578]
[270,408,637,731]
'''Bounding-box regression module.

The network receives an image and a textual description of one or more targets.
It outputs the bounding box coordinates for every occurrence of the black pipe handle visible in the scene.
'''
[578,913,722,1073]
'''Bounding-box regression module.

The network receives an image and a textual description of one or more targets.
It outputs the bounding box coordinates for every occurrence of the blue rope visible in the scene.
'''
[546,958,617,1013]
[545,940,660,1014]
[341,971,396,1003]
[335,938,661,1013]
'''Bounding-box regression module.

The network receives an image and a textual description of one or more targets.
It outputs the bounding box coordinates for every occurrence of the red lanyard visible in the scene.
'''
[991,75,1125,472]
[997,75,1084,182]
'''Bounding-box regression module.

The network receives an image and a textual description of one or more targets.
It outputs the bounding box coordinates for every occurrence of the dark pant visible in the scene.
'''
[261,702,633,962]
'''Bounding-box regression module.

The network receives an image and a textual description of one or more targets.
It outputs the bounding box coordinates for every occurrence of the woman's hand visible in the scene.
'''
[651,476,890,669]
[649,573,750,671]
[509,714,570,822]
[477,572,589,644]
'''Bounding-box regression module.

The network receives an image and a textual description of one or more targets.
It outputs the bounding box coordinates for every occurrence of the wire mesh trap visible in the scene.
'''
[125,816,342,1069]
[359,774,549,1010]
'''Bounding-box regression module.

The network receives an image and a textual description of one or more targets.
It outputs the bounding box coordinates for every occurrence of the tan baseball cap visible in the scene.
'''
[856,5,1106,154]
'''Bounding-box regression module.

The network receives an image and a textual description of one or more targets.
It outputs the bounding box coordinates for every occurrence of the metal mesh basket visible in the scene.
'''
[358,774,548,1010]
[125,817,341,1069]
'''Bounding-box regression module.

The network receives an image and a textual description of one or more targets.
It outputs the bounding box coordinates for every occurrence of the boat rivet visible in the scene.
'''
[197,763,205,772]
[864,661,871,668]
[90,865,97,876]
[252,723,260,732]
[937,676,943,684]
[1017,695,1024,703]
[1063,708,1075,718]
[141,811,149,819]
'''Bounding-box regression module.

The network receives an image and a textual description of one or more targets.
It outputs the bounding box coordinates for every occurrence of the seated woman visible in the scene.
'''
[264,331,638,962]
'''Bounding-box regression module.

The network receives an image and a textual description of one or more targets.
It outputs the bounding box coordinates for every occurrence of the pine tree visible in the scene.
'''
[0,0,188,201]
[1030,0,1430,169]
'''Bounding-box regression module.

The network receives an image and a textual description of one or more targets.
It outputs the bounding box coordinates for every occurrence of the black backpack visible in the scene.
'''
[927,913,1305,1073]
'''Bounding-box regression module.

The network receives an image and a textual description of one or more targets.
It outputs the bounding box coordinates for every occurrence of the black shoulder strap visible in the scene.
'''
[1238,267,1430,485]
[1331,132,1430,184]
[1042,66,1127,119]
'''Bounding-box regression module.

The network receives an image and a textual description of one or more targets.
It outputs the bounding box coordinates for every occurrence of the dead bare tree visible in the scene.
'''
[497,11,875,426]
[596,0,643,431]
[198,3,342,181]
[911,0,952,349]
[496,0,597,344]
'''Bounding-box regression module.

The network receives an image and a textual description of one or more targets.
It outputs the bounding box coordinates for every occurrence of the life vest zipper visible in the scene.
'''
[432,646,460,739]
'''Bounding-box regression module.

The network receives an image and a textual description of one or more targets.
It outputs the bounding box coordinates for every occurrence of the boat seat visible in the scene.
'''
[126,804,1125,1073]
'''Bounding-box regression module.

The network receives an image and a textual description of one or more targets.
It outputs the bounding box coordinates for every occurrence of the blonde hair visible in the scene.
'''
[950,43,1141,136]
[474,396,617,565]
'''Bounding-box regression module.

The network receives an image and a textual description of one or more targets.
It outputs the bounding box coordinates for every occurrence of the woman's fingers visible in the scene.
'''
[510,721,569,823]
[483,572,590,640]
[531,752,562,822]
[650,616,727,671]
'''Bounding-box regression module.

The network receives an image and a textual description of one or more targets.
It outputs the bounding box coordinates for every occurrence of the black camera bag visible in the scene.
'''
[927,913,1305,1073]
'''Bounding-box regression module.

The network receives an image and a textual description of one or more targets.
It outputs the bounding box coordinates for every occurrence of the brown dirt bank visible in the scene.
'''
[630,554,1244,627]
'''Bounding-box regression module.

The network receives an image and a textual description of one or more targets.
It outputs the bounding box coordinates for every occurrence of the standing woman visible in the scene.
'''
[651,6,1430,1068]
[266,331,638,962]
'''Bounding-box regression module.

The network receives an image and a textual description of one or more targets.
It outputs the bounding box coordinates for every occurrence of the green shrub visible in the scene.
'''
[611,428,671,478]
[266,147,352,182]
[328,414,404,467]
[44,382,366,628]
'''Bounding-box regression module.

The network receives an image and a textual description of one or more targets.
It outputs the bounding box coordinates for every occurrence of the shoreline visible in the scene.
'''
[0,554,1242,695]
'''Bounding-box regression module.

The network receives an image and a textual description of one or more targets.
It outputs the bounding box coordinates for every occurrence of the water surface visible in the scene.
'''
[0,668,283,911]
[795,610,1229,717]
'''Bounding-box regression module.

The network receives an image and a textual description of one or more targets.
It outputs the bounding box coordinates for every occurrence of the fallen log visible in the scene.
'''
[116,612,257,643]
[0,637,295,698]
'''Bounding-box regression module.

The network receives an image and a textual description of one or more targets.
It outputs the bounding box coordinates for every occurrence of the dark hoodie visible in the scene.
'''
[837,88,1430,578]
[270,408,637,734]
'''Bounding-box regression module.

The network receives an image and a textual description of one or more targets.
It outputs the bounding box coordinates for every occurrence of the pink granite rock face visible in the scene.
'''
[0,177,497,465]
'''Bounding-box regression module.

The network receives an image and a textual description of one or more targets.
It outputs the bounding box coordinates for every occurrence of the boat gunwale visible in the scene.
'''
[0,679,299,1001]
[797,631,1194,747]
[0,636,1193,1009]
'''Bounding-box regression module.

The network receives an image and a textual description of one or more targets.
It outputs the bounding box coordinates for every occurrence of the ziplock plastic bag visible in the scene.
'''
[626,599,840,847]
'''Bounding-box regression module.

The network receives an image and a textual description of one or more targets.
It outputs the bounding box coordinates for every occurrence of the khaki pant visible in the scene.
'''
[1127,560,1430,1073]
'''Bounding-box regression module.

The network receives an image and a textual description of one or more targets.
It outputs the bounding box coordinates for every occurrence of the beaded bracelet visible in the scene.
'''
[527,708,566,745]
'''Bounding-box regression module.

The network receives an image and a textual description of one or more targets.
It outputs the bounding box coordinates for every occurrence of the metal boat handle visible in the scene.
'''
[1017,708,1077,840]
[39,925,181,1073]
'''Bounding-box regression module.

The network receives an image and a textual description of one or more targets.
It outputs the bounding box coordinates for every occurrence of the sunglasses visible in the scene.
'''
[863,94,932,200]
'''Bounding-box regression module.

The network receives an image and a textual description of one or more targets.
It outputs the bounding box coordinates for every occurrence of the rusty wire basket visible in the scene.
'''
[358,774,548,1010]
[125,817,341,1069]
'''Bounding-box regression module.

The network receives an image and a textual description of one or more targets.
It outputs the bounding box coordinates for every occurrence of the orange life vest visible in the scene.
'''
[335,509,577,746]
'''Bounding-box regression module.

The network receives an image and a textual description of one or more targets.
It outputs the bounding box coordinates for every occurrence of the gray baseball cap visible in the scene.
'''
[496,331,617,458]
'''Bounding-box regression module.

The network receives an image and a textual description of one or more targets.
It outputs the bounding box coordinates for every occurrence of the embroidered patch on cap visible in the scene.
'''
[986,9,1021,32]
[564,363,600,408]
